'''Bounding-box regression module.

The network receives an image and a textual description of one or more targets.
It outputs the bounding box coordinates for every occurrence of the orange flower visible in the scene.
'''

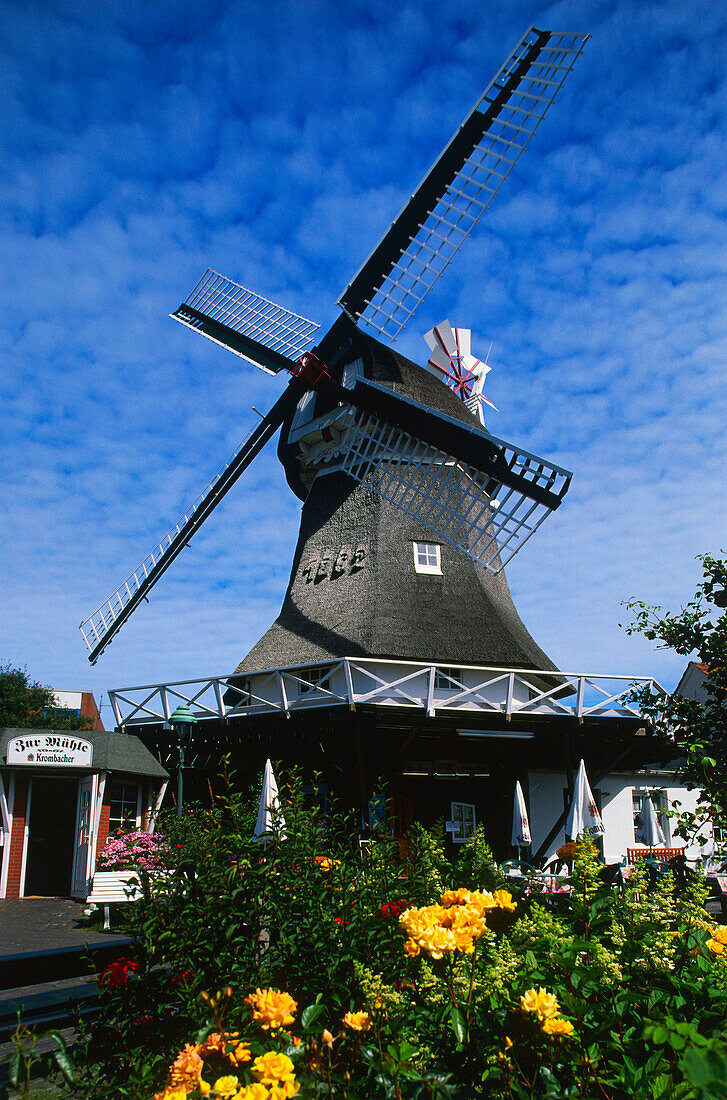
[343,1011,371,1032]
[154,1042,203,1098]
[245,988,297,1030]
[198,1032,251,1065]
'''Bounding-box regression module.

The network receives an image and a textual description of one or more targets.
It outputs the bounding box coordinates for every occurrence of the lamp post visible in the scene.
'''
[169,704,197,817]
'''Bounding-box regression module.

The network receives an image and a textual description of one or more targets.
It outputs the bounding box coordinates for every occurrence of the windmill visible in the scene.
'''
[80,26,588,667]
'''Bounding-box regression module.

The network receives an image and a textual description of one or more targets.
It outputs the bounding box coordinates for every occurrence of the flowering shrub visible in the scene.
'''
[71,777,727,1100]
[96,829,168,871]
[98,957,139,989]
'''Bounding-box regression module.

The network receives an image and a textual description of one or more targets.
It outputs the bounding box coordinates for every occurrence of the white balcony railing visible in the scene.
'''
[108,659,664,729]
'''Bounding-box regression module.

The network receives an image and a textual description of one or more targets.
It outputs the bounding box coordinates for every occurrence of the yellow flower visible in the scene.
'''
[199,1084,211,1097]
[708,925,727,954]
[245,988,298,1030]
[440,888,473,906]
[321,1028,335,1047]
[268,1080,300,1099]
[505,1036,513,1048]
[491,889,517,912]
[404,937,421,957]
[154,1089,188,1100]
[520,987,560,1022]
[542,1017,575,1038]
[235,1086,269,1100]
[252,1051,296,1085]
[212,1077,240,1099]
[343,1011,372,1032]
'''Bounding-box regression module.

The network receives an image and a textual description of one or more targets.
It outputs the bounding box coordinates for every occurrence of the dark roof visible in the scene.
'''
[237,328,560,679]
[0,728,168,778]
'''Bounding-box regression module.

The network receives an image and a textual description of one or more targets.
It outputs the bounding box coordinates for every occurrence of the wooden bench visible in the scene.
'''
[626,846,685,865]
[85,870,142,930]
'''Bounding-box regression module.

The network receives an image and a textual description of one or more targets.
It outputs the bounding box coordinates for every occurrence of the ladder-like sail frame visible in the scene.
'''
[338,27,589,340]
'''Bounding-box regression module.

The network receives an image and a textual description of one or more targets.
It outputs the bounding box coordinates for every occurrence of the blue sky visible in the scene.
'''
[1,0,726,723]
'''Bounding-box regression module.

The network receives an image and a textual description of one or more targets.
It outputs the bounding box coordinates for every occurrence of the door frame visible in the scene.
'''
[72,775,94,899]
[19,776,33,899]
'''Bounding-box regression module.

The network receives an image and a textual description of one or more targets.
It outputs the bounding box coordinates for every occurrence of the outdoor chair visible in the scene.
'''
[500,859,535,878]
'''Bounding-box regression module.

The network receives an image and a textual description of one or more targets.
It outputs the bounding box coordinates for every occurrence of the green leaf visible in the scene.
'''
[450,1007,466,1046]
[8,1049,22,1089]
[53,1048,75,1084]
[301,1002,325,1029]
[682,1047,716,1087]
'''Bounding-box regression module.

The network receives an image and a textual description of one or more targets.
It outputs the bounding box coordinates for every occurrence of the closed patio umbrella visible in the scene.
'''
[511,781,532,854]
[565,759,605,841]
[254,759,285,841]
[636,793,665,847]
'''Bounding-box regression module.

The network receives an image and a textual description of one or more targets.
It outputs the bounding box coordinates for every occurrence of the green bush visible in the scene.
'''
[71,774,727,1099]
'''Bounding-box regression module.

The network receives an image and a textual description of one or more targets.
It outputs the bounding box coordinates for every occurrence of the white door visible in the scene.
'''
[72,777,93,898]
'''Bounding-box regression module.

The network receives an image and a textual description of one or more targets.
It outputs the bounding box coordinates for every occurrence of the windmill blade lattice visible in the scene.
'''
[339,27,589,341]
[336,376,570,572]
[79,382,304,664]
[171,269,320,374]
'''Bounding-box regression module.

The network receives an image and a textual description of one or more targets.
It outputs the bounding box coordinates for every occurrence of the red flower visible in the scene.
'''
[98,957,139,989]
[171,970,193,985]
[379,898,409,919]
[334,917,350,925]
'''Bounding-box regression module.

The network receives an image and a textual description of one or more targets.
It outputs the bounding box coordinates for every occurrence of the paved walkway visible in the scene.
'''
[0,898,124,955]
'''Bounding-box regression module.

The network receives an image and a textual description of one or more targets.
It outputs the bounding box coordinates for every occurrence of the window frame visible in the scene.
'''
[296,666,332,696]
[413,541,442,575]
[632,787,670,845]
[450,800,476,844]
[108,781,141,836]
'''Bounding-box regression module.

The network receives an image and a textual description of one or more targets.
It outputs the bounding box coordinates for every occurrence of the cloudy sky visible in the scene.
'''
[2,0,726,724]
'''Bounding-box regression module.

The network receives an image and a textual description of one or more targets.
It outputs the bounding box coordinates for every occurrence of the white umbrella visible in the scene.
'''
[565,759,605,841]
[636,793,665,847]
[511,781,532,853]
[254,759,285,841]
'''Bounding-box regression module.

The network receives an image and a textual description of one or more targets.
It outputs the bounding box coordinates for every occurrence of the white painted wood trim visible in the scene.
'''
[88,773,107,881]
[0,773,15,899]
[147,780,168,835]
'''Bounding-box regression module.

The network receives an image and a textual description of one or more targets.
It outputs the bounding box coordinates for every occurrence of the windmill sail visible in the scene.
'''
[171,269,320,374]
[339,27,589,341]
[339,377,570,572]
[80,382,305,663]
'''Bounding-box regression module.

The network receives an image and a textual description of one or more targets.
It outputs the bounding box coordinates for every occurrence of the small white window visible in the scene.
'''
[413,542,442,574]
[450,801,476,844]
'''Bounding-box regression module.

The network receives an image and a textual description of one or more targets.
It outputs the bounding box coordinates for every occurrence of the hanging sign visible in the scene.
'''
[6,734,93,768]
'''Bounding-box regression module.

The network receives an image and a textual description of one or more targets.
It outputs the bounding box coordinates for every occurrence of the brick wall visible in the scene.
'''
[94,794,111,870]
[6,775,29,899]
